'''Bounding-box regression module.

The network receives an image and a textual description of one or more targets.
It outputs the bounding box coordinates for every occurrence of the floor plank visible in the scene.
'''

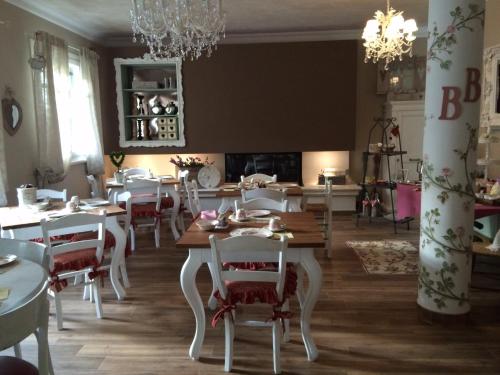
[3,215,500,374]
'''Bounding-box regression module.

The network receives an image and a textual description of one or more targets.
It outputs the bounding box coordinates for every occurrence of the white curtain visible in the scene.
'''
[79,47,105,175]
[32,31,71,184]
[0,120,8,206]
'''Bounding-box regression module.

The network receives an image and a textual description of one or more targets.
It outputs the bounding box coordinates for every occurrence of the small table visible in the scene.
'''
[0,203,128,300]
[0,258,51,375]
[106,177,182,239]
[176,211,324,362]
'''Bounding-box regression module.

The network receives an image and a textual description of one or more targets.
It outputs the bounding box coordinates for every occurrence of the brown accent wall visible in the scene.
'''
[102,41,358,154]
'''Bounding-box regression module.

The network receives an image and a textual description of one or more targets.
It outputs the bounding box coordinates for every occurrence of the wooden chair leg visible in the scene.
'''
[120,259,130,288]
[92,278,103,319]
[282,300,290,343]
[272,320,282,374]
[154,221,160,248]
[224,312,234,372]
[13,343,22,358]
[54,292,64,331]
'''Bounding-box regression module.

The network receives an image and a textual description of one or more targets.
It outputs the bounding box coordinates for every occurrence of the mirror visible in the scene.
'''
[2,87,22,136]
[482,46,500,125]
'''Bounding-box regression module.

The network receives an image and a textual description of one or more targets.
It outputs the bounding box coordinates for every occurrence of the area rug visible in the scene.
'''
[345,240,419,275]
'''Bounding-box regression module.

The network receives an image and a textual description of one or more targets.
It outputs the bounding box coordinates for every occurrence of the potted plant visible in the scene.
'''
[110,151,126,183]
[170,155,212,185]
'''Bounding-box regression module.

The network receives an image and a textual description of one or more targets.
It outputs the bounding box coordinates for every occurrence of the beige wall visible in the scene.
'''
[484,0,500,48]
[0,1,102,204]
[103,151,349,187]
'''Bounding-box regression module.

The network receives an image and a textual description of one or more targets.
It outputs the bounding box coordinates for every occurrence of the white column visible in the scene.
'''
[418,0,485,315]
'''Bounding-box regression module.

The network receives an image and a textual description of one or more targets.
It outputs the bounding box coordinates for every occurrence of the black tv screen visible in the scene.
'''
[225,152,302,185]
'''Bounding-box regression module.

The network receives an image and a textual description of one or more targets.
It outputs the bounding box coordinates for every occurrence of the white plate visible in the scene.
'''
[197,165,221,189]
[0,254,17,267]
[229,227,273,238]
[245,209,271,218]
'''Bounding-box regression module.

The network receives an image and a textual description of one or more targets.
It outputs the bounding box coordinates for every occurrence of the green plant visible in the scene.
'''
[110,151,126,171]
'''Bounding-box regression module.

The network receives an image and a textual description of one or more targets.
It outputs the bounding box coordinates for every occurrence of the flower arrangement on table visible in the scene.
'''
[169,155,212,168]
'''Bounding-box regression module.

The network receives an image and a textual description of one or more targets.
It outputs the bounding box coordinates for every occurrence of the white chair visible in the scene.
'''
[184,179,202,219]
[36,188,67,202]
[241,188,286,202]
[209,235,292,374]
[235,198,288,212]
[240,173,277,183]
[124,179,161,249]
[124,167,150,178]
[41,211,107,330]
[86,175,104,198]
[0,239,54,375]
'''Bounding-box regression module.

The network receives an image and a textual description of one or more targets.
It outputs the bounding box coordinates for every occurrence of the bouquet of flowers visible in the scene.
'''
[169,155,212,168]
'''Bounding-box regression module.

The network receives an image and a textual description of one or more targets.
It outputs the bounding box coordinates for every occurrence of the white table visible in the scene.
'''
[106,177,182,240]
[176,212,324,362]
[0,258,52,375]
[0,204,128,300]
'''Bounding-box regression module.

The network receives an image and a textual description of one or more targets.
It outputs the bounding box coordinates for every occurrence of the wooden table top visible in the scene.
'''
[0,202,126,230]
[106,177,180,188]
[176,211,324,248]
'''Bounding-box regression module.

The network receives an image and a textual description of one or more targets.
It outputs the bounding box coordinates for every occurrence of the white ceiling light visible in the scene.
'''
[362,0,418,69]
[130,0,225,60]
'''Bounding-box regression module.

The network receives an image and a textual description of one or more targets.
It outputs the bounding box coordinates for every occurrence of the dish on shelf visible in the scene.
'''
[197,165,221,189]
[229,227,273,238]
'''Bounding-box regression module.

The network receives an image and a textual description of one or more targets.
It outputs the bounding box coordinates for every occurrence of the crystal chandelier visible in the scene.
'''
[362,0,418,69]
[130,0,226,60]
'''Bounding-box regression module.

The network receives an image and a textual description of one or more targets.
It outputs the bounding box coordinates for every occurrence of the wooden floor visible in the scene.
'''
[3,215,500,374]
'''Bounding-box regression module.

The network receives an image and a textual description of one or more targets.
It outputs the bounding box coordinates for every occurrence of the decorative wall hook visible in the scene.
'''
[2,86,23,136]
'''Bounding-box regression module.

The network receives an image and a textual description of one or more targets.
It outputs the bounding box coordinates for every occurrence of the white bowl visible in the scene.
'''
[196,219,218,231]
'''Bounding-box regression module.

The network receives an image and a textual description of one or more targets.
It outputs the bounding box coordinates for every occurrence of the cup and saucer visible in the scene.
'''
[268,218,286,232]
[232,208,250,222]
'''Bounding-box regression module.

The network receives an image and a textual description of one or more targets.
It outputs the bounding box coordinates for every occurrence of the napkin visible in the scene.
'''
[0,287,10,301]
[200,210,217,220]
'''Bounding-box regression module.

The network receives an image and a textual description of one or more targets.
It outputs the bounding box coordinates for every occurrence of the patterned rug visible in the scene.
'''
[346,240,419,275]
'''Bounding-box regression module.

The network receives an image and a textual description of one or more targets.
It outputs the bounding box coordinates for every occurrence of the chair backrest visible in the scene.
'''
[86,175,104,198]
[240,173,277,183]
[184,179,201,218]
[123,179,161,210]
[36,188,67,202]
[110,191,132,236]
[235,198,288,212]
[241,188,286,202]
[0,238,48,271]
[124,167,150,178]
[209,234,288,301]
[40,211,106,272]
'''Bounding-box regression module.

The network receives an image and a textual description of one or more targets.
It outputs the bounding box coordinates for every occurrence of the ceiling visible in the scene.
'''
[8,0,429,45]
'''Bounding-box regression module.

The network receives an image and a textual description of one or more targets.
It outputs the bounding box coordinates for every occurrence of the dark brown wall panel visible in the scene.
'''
[102,41,358,154]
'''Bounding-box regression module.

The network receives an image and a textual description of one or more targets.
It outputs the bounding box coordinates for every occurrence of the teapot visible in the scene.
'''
[165,101,178,115]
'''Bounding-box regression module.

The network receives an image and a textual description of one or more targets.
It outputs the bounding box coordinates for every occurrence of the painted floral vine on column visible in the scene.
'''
[427,4,484,70]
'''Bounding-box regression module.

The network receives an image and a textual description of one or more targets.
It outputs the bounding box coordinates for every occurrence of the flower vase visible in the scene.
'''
[114,171,125,184]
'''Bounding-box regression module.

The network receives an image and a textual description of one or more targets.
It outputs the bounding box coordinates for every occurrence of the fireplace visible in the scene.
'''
[225,152,302,185]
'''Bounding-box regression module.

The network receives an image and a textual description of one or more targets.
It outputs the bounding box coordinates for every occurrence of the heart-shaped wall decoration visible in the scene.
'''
[110,151,126,169]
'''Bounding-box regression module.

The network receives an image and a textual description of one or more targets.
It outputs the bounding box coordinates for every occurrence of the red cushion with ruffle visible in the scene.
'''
[30,234,74,244]
[69,230,132,257]
[213,267,297,306]
[52,248,99,275]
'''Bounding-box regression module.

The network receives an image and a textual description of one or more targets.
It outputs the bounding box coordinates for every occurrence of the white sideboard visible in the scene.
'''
[196,184,361,212]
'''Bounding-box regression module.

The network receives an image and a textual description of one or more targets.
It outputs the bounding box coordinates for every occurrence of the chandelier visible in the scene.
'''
[130,0,226,60]
[362,0,418,69]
